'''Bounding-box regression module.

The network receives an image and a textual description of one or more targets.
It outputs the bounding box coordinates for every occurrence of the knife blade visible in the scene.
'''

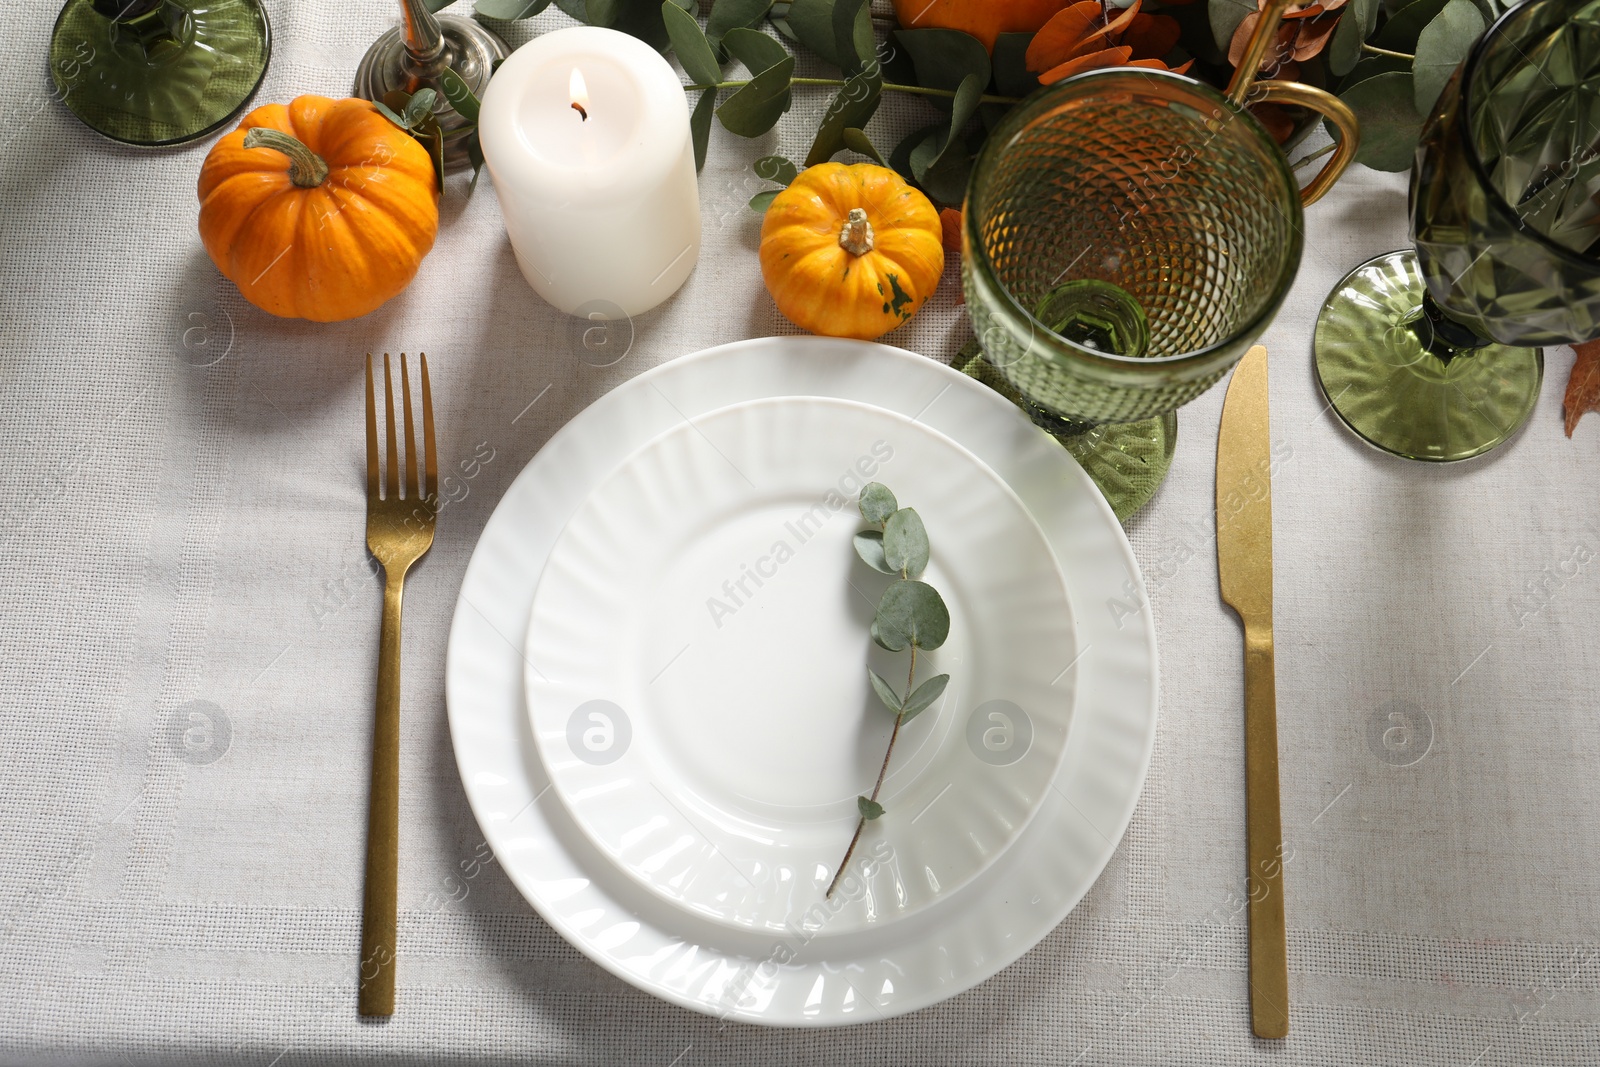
[1216,344,1289,1040]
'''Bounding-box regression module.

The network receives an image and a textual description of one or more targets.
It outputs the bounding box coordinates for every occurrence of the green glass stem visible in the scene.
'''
[103,0,191,60]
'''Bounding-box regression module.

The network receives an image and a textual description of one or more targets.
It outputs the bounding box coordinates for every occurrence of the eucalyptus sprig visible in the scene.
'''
[373,67,492,192]
[827,482,950,899]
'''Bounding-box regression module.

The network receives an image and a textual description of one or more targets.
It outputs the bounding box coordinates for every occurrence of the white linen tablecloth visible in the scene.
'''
[2,1,1598,1062]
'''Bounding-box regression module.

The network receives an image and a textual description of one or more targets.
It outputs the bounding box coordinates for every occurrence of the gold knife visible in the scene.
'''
[1216,344,1289,1039]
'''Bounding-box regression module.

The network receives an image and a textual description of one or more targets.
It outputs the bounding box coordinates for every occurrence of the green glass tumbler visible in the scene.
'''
[49,0,270,147]
[1315,0,1600,461]
[963,67,1353,517]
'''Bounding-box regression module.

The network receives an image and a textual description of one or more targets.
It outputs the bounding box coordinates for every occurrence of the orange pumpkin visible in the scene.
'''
[197,95,439,323]
[892,0,1074,52]
[760,163,945,341]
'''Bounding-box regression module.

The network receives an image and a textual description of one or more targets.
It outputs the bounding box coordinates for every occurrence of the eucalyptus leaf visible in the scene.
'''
[467,134,485,191]
[918,147,973,207]
[723,25,791,75]
[894,28,991,100]
[910,72,982,177]
[771,15,798,41]
[662,0,723,86]
[842,127,886,166]
[716,56,795,136]
[419,117,446,192]
[889,122,943,182]
[853,529,895,573]
[755,154,798,184]
[806,70,881,166]
[1338,54,1411,93]
[1210,0,1256,51]
[874,579,950,651]
[883,508,929,578]
[553,0,585,17]
[1328,0,1379,76]
[374,100,410,130]
[587,0,671,50]
[992,32,1040,98]
[857,795,885,820]
[748,189,781,212]
[708,0,771,43]
[1413,0,1484,114]
[425,0,457,11]
[900,673,949,721]
[870,616,897,651]
[858,482,897,524]
[690,86,717,171]
[1334,71,1426,171]
[867,668,902,713]
[1375,0,1451,49]
[473,0,552,17]
[788,0,844,68]
[831,0,873,76]
[438,66,481,125]
[404,88,439,127]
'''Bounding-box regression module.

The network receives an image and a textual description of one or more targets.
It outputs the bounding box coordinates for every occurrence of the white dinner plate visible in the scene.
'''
[524,396,1078,934]
[445,337,1158,1026]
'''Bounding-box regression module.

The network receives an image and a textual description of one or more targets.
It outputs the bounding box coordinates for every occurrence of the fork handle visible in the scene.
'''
[359,565,406,1016]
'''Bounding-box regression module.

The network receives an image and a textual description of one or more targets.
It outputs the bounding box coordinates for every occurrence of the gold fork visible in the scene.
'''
[358,352,437,1017]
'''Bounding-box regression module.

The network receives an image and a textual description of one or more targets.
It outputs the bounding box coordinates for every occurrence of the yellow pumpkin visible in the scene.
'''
[197,95,439,323]
[892,0,1073,52]
[759,163,945,341]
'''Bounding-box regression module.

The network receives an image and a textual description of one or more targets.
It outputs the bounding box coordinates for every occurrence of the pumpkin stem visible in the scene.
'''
[838,207,875,256]
[242,127,330,189]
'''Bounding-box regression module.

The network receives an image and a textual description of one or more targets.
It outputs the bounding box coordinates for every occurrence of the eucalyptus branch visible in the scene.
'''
[1292,142,1337,171]
[685,77,1024,107]
[1361,42,1417,60]
[826,483,951,899]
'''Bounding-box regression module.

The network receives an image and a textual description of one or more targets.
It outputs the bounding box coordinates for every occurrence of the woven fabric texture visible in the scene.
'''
[0,1,1598,1063]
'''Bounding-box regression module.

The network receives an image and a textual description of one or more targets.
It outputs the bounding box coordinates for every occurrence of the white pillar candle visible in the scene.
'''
[479,26,701,318]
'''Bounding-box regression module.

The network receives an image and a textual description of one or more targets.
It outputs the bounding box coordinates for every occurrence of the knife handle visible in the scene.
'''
[1243,621,1288,1039]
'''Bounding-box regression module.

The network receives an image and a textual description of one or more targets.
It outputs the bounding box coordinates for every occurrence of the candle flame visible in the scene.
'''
[570,67,589,121]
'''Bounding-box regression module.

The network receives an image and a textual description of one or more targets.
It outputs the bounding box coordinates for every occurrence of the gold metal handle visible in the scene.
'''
[359,566,406,1016]
[1252,81,1360,207]
[1224,0,1360,207]
[1243,621,1289,1039]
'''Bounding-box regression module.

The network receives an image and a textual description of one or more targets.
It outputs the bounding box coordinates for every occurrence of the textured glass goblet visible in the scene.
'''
[963,68,1344,517]
[1315,0,1600,461]
[49,0,270,147]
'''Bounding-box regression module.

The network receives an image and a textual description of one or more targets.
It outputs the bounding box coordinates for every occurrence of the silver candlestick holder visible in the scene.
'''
[354,0,508,171]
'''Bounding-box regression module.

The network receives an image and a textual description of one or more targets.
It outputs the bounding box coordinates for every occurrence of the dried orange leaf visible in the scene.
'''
[1026,1,1107,73]
[1564,339,1600,436]
[1123,13,1182,59]
[939,207,962,254]
[1038,44,1135,84]
[1292,14,1339,61]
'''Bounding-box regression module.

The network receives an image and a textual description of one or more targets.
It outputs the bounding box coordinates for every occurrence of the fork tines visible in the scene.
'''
[365,353,437,505]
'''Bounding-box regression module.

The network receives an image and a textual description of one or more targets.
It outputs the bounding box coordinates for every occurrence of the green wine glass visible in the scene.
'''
[1315,0,1600,462]
[962,61,1357,518]
[49,0,270,147]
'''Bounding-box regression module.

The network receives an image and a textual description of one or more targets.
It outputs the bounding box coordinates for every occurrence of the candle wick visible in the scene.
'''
[571,102,588,121]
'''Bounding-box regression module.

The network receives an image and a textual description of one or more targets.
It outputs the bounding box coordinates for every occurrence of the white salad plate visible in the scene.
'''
[445,337,1158,1026]
[523,395,1078,935]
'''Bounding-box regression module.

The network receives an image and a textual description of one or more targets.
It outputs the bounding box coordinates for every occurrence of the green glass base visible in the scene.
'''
[1314,251,1543,462]
[955,341,1175,521]
[50,0,270,147]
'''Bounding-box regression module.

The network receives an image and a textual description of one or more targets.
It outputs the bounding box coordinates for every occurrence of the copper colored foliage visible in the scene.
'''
[1564,339,1600,437]
[1025,0,1191,83]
